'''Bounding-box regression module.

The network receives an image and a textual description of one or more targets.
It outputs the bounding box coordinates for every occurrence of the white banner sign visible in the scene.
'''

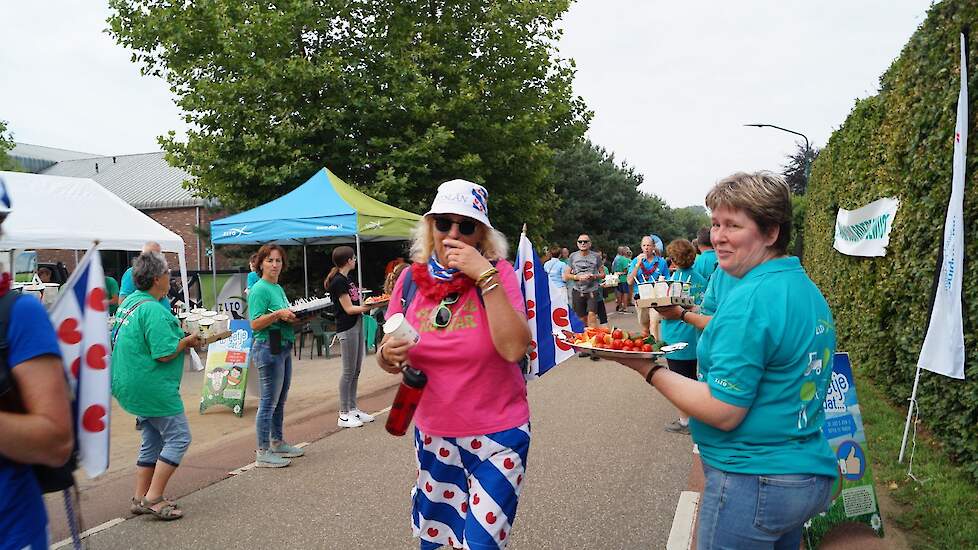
[833,197,900,257]
[917,32,967,380]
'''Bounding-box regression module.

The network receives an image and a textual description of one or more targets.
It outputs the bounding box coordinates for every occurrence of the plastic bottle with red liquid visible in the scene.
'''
[385,367,427,436]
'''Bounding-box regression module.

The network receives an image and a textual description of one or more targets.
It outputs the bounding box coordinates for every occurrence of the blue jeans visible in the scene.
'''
[136,414,192,467]
[697,463,834,550]
[253,340,293,450]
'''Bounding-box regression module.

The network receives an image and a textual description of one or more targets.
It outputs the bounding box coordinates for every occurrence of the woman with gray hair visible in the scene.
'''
[614,171,838,549]
[111,252,201,521]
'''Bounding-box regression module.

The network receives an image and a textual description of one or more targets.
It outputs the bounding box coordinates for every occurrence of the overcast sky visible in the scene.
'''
[1,1,933,207]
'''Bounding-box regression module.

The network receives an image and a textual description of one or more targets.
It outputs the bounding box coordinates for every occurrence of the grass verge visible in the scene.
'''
[858,374,978,549]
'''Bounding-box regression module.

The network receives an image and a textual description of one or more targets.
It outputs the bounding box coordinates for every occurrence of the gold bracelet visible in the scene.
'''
[476,267,499,287]
[477,274,498,290]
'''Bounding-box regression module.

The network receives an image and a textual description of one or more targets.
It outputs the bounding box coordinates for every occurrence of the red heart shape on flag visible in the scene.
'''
[86,344,108,370]
[555,335,572,351]
[427,528,439,537]
[522,261,533,281]
[551,307,569,328]
[82,404,107,433]
[460,502,468,513]
[526,299,535,320]
[443,490,455,499]
[503,457,515,470]
[472,493,480,505]
[486,512,497,524]
[471,439,482,450]
[424,436,432,445]
[58,318,82,345]
[530,351,538,360]
[439,448,449,458]
[425,482,433,493]
[448,537,454,547]
[70,357,81,379]
[87,287,107,312]
[517,474,523,485]
[500,530,507,540]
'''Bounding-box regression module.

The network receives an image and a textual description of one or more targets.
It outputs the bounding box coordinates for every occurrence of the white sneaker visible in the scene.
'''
[337,413,364,428]
[351,408,375,423]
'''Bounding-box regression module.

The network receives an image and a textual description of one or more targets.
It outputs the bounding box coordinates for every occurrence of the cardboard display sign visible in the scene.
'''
[804,352,884,547]
[199,320,253,417]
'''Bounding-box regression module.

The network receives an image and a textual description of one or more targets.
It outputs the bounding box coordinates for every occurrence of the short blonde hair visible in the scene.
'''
[409,216,509,263]
[706,171,792,254]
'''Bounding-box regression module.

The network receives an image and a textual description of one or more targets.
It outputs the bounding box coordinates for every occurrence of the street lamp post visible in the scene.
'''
[744,123,812,182]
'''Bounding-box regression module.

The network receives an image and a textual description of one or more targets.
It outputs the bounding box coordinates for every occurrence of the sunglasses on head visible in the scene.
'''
[433,293,461,328]
[433,216,477,236]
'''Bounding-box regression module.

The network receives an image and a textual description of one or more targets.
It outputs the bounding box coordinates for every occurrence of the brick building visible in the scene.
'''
[9,143,233,278]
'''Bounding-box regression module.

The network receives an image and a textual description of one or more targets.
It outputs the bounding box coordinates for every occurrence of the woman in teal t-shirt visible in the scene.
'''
[660,239,706,435]
[248,244,303,468]
[613,172,837,549]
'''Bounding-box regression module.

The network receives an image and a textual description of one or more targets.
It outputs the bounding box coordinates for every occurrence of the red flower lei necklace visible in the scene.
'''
[410,263,474,302]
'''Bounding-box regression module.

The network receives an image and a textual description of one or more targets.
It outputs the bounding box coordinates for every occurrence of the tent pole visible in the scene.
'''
[211,239,217,310]
[73,249,79,269]
[355,234,363,292]
[303,243,309,298]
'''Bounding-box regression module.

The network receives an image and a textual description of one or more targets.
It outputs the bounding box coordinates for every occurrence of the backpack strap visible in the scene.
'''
[111,299,153,347]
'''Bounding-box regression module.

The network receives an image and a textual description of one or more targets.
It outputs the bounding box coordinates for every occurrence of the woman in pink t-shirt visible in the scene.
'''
[378,179,532,550]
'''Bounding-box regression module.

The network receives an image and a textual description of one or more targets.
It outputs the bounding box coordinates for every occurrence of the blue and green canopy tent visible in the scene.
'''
[210,168,421,296]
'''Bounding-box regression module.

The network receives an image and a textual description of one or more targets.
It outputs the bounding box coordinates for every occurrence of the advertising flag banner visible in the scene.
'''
[917,32,968,380]
[833,197,900,257]
[804,353,883,547]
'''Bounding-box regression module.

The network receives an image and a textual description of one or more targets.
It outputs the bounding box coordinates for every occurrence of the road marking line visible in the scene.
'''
[667,490,700,550]
[51,516,125,548]
[372,406,391,416]
[229,462,257,476]
[296,441,310,448]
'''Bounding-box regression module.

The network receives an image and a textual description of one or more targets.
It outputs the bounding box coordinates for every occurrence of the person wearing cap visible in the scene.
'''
[378,179,532,550]
[0,176,75,548]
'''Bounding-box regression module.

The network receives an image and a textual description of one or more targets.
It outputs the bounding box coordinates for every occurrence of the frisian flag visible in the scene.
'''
[515,231,585,380]
[50,245,111,478]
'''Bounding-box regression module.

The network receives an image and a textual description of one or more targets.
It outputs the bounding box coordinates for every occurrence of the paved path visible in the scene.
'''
[77,312,694,549]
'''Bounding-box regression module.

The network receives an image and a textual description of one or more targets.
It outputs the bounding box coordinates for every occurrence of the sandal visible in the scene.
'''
[131,496,180,515]
[140,495,184,521]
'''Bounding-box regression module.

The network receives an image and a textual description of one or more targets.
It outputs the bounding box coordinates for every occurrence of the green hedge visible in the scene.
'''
[805,0,978,481]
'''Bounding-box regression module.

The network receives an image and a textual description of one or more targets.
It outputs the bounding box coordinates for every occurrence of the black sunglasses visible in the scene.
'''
[433,216,477,236]
[433,293,461,328]
[577,239,590,244]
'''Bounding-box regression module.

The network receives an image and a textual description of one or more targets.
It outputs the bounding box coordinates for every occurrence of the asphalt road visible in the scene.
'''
[82,314,694,549]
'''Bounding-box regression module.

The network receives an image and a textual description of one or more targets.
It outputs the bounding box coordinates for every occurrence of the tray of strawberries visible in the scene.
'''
[560,327,687,360]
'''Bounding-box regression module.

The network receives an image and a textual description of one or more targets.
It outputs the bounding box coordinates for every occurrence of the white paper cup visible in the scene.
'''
[383,313,421,345]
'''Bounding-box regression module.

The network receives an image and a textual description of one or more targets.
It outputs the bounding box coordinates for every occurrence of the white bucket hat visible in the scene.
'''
[424,179,492,229]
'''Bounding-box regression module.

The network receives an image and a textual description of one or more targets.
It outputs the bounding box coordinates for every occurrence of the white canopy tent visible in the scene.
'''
[0,171,191,308]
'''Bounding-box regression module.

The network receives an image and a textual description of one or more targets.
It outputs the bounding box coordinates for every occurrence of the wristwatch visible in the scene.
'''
[680,309,691,323]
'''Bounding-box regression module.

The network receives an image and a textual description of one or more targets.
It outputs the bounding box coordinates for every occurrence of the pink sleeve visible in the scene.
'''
[495,260,526,316]
[385,268,408,320]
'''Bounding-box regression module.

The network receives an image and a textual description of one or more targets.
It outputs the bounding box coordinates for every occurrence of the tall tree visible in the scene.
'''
[782,140,820,195]
[548,139,677,254]
[107,0,589,238]
[0,120,20,172]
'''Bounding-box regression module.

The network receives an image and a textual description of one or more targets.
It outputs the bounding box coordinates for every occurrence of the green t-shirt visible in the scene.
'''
[691,257,838,478]
[612,255,631,284]
[660,267,707,360]
[105,276,120,316]
[248,279,295,342]
[111,290,186,417]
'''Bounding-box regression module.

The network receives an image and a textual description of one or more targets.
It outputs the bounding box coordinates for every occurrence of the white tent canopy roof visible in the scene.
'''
[0,171,185,252]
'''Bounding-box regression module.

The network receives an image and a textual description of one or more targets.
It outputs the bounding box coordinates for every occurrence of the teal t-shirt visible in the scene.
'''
[248,279,295,342]
[105,276,120,317]
[692,249,718,284]
[700,268,738,317]
[111,291,186,417]
[119,267,170,308]
[247,271,259,289]
[612,255,630,284]
[660,267,707,360]
[691,257,838,478]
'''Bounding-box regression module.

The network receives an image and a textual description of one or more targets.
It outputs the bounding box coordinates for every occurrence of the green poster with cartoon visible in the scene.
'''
[199,320,252,417]
[804,352,883,547]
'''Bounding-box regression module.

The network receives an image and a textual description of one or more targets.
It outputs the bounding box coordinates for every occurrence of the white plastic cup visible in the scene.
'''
[654,280,670,298]
[638,283,655,300]
[383,313,421,345]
